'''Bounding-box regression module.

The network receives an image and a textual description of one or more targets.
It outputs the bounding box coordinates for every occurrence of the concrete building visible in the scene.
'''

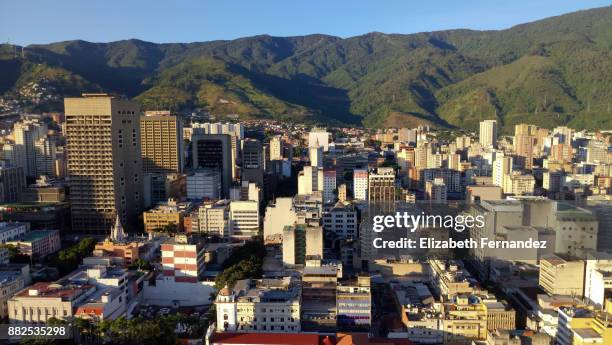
[353,169,368,201]
[215,277,302,332]
[539,254,585,296]
[425,177,447,203]
[368,167,395,201]
[308,128,330,152]
[143,199,194,233]
[443,295,488,344]
[13,118,48,178]
[0,264,29,318]
[584,253,612,308]
[503,173,535,195]
[229,200,259,239]
[336,275,371,331]
[0,165,25,203]
[282,224,323,267]
[140,111,183,173]
[197,200,230,237]
[479,120,498,148]
[161,235,206,283]
[492,155,512,188]
[323,201,358,239]
[0,222,28,244]
[323,169,336,203]
[34,136,56,177]
[186,169,222,200]
[64,94,143,233]
[6,229,60,259]
[192,134,233,198]
[297,165,323,196]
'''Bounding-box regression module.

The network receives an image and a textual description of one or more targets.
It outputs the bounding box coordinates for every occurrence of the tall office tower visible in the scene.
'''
[0,165,25,203]
[241,139,263,169]
[2,142,17,166]
[308,128,330,152]
[353,169,368,200]
[425,177,447,203]
[13,119,47,178]
[455,135,472,150]
[192,122,242,179]
[323,169,336,203]
[140,111,183,174]
[553,126,574,144]
[479,120,498,148]
[492,156,513,187]
[309,146,323,168]
[448,153,460,171]
[241,138,264,185]
[414,141,431,171]
[34,136,56,177]
[192,134,233,198]
[514,134,535,169]
[297,165,323,195]
[514,123,537,137]
[368,167,396,201]
[269,136,283,161]
[64,94,143,233]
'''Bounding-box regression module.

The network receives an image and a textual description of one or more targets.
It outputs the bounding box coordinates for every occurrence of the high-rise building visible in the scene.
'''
[13,119,47,178]
[368,167,396,201]
[140,111,183,174]
[34,136,56,177]
[229,200,259,239]
[309,146,323,168]
[425,177,447,203]
[282,224,323,266]
[160,235,205,283]
[353,169,368,200]
[514,134,535,169]
[269,136,283,161]
[0,165,25,203]
[479,120,498,148]
[323,169,336,203]
[192,134,233,198]
[297,166,323,196]
[64,94,143,233]
[492,155,513,187]
[308,128,330,152]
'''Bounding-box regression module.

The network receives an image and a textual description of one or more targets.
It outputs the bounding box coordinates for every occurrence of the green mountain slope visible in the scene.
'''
[1,6,611,130]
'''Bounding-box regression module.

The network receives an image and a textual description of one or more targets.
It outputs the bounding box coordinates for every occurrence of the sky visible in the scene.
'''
[1,0,611,46]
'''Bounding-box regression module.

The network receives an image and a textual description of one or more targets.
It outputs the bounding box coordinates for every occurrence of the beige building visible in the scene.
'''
[64,94,143,233]
[140,111,183,174]
[197,200,230,237]
[8,282,94,323]
[368,167,396,201]
[443,295,488,344]
[539,254,585,296]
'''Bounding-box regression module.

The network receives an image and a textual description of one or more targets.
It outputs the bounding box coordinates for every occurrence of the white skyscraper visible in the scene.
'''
[309,146,323,168]
[308,128,330,152]
[323,169,336,203]
[492,155,513,187]
[353,169,368,201]
[13,119,47,178]
[479,119,498,148]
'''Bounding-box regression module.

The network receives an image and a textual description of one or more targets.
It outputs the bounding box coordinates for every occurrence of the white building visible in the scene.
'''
[198,200,230,237]
[323,169,336,203]
[297,165,323,195]
[229,200,259,239]
[308,128,330,152]
[186,169,221,200]
[323,202,358,239]
[425,178,447,203]
[492,155,512,187]
[353,169,368,200]
[216,277,301,332]
[479,119,498,148]
[309,146,323,168]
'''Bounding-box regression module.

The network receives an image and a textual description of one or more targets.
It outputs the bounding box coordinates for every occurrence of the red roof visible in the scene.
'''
[211,332,323,345]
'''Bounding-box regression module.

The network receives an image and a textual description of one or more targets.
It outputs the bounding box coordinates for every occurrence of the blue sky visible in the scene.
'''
[1,1,610,46]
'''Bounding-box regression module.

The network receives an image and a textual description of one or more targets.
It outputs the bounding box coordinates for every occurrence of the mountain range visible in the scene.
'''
[1,6,612,132]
